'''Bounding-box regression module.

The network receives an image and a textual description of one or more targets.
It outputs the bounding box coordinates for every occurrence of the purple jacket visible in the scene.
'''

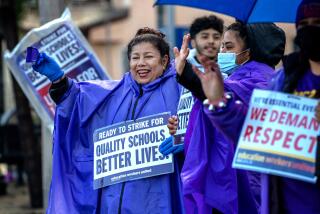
[260,69,320,214]
[181,61,275,214]
[47,64,185,213]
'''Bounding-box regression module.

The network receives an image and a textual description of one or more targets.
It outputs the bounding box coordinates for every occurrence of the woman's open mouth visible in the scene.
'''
[137,69,151,78]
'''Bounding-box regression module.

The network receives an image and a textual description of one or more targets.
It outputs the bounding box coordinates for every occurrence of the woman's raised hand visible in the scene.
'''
[192,55,225,104]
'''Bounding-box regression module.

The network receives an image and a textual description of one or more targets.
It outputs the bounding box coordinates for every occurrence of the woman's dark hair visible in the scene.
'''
[227,22,286,68]
[246,23,286,68]
[226,22,249,50]
[189,15,224,39]
[282,52,319,98]
[127,27,170,68]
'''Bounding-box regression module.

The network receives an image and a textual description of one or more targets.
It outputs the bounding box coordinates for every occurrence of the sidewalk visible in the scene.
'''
[0,183,43,214]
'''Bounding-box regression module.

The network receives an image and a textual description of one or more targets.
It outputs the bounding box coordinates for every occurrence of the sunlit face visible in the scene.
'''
[191,28,222,59]
[221,30,249,64]
[129,42,168,84]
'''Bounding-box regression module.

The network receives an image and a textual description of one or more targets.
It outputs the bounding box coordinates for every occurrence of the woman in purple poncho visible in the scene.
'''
[260,0,320,213]
[31,27,185,214]
[171,22,284,213]
[174,0,320,213]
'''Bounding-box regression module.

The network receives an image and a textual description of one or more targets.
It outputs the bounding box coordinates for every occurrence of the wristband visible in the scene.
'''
[203,92,233,111]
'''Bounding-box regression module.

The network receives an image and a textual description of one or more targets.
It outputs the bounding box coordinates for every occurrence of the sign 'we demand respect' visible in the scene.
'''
[93,112,173,189]
[233,89,319,183]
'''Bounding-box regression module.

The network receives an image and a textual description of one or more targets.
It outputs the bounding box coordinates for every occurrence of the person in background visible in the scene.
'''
[160,15,224,155]
[172,21,285,214]
[261,0,320,213]
[187,15,225,76]
[32,27,185,214]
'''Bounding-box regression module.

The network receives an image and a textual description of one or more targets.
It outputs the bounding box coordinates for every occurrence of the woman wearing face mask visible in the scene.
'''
[174,1,319,213]
[170,22,285,214]
[217,23,251,76]
[262,0,320,213]
[31,27,185,214]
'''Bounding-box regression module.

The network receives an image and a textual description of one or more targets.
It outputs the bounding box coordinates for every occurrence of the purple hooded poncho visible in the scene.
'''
[46,64,185,214]
[260,68,320,214]
[181,61,275,214]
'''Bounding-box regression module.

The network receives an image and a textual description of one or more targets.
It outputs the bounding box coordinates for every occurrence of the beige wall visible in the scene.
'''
[276,23,296,54]
[89,0,157,79]
[89,0,297,79]
[175,6,235,27]
[89,0,226,79]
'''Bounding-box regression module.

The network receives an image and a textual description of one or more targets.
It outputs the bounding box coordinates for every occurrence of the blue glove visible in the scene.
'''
[159,136,184,156]
[32,53,64,82]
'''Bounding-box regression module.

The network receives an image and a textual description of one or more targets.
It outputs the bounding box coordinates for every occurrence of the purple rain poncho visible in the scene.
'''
[181,61,275,214]
[46,64,185,214]
[259,69,320,214]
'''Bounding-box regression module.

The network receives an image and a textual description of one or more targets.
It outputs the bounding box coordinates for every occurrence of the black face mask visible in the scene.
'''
[295,25,320,61]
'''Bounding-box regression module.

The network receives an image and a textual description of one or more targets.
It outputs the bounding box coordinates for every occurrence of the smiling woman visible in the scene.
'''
[127,28,170,84]
[30,27,185,214]
[129,42,168,84]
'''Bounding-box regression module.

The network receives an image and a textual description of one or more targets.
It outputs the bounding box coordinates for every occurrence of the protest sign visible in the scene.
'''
[4,9,109,125]
[233,89,319,183]
[93,112,173,189]
[175,87,194,145]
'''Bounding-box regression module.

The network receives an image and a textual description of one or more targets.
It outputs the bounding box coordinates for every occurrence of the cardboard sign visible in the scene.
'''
[93,112,173,189]
[175,87,194,145]
[4,9,109,125]
[233,89,319,183]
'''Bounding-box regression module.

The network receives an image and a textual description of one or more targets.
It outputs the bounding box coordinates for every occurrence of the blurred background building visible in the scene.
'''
[19,0,296,80]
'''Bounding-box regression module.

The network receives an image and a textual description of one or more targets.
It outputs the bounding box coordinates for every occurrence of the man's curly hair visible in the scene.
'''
[189,15,224,39]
